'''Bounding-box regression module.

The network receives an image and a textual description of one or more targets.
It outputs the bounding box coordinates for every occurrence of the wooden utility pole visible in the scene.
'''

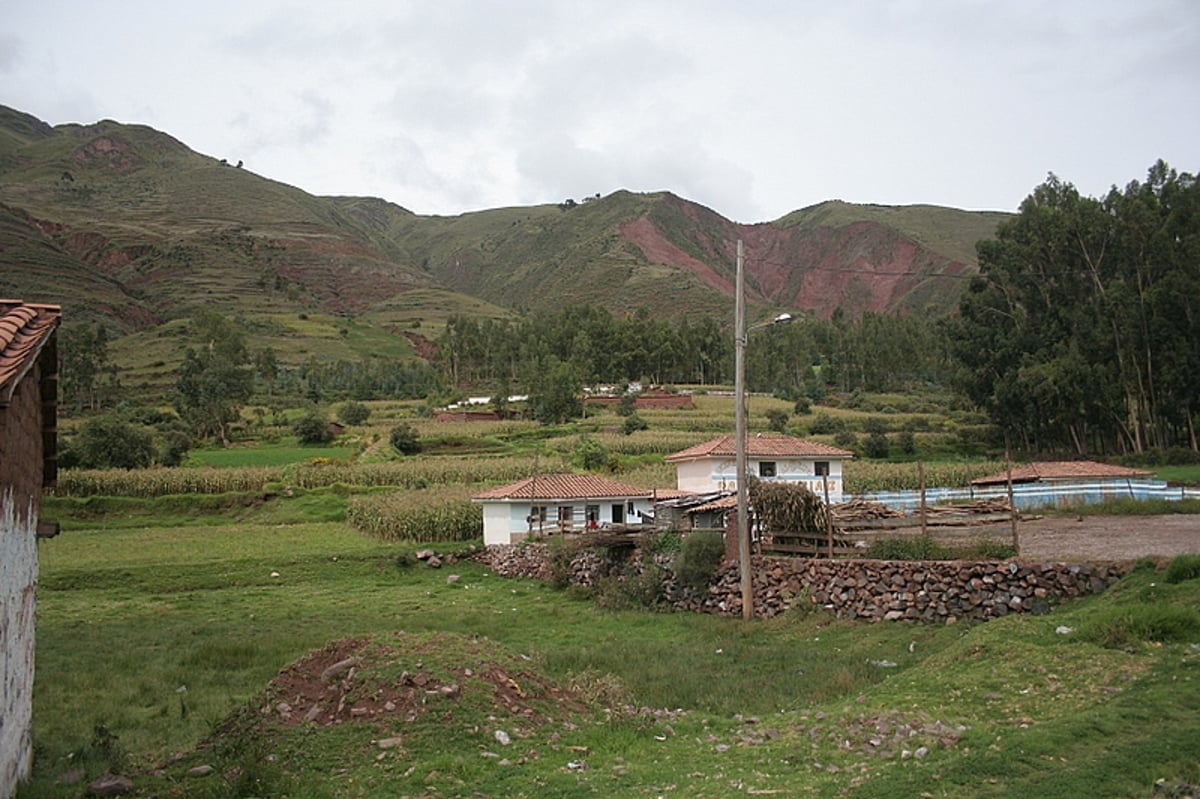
[735,240,753,620]
[1005,433,1019,556]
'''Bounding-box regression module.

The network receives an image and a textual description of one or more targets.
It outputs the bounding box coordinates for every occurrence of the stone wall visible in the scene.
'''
[477,543,1127,624]
[0,359,44,799]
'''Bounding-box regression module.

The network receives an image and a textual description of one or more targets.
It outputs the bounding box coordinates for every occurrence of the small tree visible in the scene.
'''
[337,401,371,426]
[622,413,648,435]
[390,423,422,455]
[294,410,333,444]
[616,393,637,417]
[864,431,890,459]
[575,435,609,470]
[67,414,154,469]
[765,408,789,433]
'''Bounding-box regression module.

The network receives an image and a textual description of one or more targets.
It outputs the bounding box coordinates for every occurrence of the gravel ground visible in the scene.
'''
[906,514,1200,562]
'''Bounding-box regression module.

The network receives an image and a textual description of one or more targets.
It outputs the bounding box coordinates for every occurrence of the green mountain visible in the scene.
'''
[0,105,1010,379]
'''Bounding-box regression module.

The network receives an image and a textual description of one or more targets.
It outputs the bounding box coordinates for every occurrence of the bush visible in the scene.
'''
[863,432,890,459]
[622,413,649,435]
[793,397,812,415]
[809,413,847,435]
[293,410,333,444]
[337,401,371,426]
[765,409,789,433]
[389,423,422,455]
[894,430,917,456]
[833,431,858,450]
[1165,554,1200,584]
[66,414,154,470]
[575,435,609,469]
[674,530,726,593]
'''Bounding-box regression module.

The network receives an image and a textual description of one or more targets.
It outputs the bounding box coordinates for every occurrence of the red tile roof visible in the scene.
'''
[971,461,1153,486]
[473,473,655,501]
[0,300,61,406]
[664,433,853,462]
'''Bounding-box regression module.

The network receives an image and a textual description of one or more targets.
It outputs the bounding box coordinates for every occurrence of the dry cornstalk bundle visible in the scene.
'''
[748,477,830,533]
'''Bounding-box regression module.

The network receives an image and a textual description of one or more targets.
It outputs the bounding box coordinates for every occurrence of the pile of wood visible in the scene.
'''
[832,500,905,522]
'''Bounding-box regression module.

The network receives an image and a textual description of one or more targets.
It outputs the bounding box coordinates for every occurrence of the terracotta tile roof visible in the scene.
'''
[664,433,853,463]
[971,461,1154,486]
[473,473,654,501]
[691,494,738,513]
[0,300,62,406]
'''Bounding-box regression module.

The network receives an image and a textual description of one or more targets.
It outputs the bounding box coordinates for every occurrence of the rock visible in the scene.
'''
[427,556,443,568]
[377,736,404,749]
[494,729,511,745]
[416,549,436,560]
[187,765,215,777]
[320,656,362,682]
[88,774,134,796]
[446,574,461,584]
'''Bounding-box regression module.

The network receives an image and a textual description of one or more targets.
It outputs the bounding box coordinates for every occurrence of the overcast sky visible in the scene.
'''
[3,1,1197,222]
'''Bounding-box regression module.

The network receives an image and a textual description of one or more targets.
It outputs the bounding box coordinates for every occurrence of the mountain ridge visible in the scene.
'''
[0,104,1010,381]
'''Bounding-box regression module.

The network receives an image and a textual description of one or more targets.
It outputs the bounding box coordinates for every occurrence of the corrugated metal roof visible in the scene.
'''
[0,300,62,407]
[664,433,853,462]
[473,473,654,501]
[971,461,1154,486]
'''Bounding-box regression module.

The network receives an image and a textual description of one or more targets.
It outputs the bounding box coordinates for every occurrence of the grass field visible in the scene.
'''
[22,490,1200,798]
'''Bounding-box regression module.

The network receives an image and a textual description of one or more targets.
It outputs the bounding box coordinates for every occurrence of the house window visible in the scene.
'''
[759,461,777,477]
[814,461,830,477]
[558,506,574,526]
[529,506,547,523]
[626,501,635,515]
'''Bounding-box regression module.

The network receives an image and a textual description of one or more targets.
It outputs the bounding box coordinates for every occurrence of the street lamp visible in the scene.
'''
[734,239,792,620]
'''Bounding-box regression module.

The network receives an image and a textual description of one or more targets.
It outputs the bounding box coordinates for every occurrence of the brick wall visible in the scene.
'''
[0,360,44,798]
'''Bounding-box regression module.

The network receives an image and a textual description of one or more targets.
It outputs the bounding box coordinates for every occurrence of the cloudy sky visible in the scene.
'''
[3,1,1197,222]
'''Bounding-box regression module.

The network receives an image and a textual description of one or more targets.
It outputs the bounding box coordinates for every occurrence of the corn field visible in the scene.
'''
[346,486,482,542]
[843,460,1005,494]
[292,455,545,489]
[52,466,283,497]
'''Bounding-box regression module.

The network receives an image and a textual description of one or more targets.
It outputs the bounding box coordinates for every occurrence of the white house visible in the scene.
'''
[664,433,853,502]
[473,473,657,546]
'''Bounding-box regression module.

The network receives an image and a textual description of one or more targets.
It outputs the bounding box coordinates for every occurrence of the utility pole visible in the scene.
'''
[735,240,753,620]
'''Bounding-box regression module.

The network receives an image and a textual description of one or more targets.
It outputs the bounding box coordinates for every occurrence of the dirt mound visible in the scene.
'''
[258,632,588,731]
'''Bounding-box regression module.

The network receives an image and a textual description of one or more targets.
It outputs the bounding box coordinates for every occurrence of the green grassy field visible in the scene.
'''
[22,490,1200,798]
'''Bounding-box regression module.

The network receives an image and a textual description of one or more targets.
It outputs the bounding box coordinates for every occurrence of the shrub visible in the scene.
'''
[66,414,154,470]
[833,431,858,450]
[1165,554,1200,584]
[575,435,609,469]
[592,556,665,610]
[674,530,726,593]
[809,413,847,435]
[622,413,649,435]
[863,432,890,459]
[894,430,917,456]
[293,410,333,444]
[337,401,371,426]
[389,423,422,455]
[793,397,812,415]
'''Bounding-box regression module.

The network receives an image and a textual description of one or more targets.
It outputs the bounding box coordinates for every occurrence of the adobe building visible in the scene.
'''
[0,300,61,798]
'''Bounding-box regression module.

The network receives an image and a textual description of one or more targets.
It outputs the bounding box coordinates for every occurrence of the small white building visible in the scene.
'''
[665,433,853,502]
[473,473,657,546]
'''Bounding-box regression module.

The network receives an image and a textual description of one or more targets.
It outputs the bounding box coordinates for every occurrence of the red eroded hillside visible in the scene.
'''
[621,200,974,318]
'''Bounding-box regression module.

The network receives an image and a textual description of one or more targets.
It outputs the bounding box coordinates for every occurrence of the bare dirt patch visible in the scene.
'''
[915,514,1200,562]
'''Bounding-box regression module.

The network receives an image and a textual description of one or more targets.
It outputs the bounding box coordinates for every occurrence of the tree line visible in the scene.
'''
[949,161,1198,455]
[437,304,951,400]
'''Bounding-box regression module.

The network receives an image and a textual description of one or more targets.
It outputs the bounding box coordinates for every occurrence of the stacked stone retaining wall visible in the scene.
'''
[479,543,1127,624]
